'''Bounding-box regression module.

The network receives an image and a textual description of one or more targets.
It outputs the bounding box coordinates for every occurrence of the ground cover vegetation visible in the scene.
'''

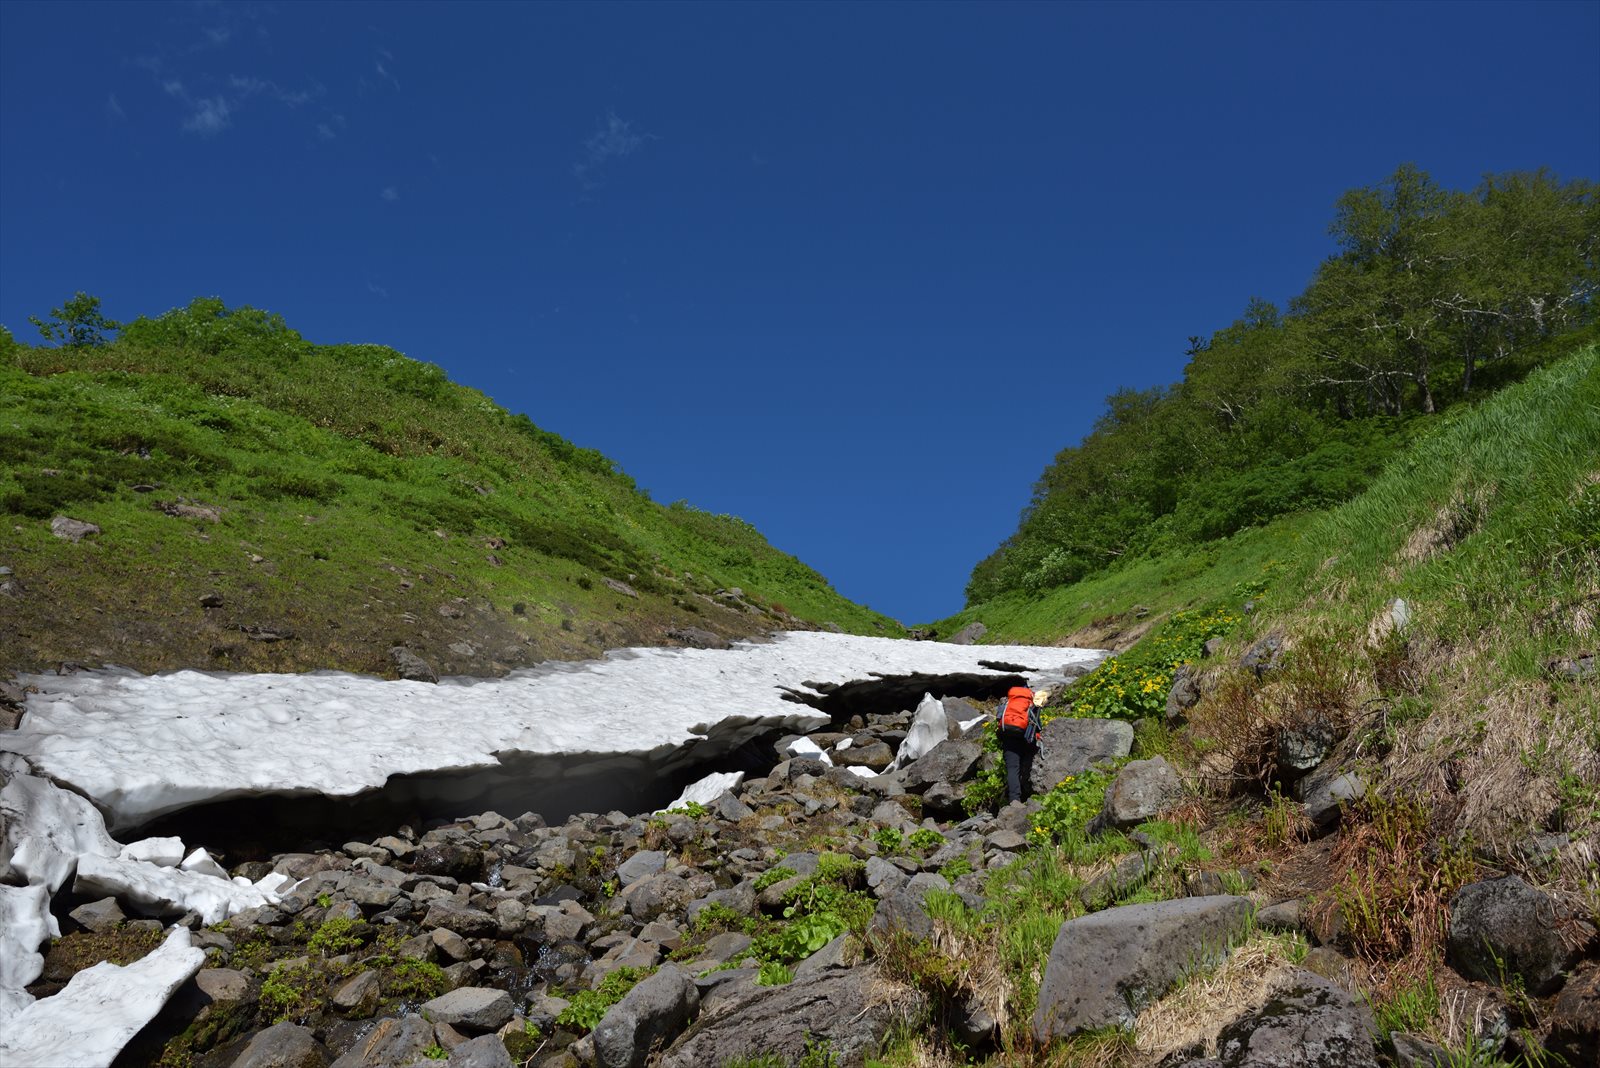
[0,298,900,676]
[963,165,1598,609]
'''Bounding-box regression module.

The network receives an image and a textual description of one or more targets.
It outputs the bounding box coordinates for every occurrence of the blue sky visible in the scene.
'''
[3,1,1597,625]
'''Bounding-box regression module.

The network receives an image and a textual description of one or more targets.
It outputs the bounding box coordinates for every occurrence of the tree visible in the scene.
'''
[29,291,121,347]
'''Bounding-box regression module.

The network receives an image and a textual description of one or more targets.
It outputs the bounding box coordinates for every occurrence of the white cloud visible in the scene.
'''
[162,79,186,97]
[182,97,231,136]
[367,281,389,298]
[573,111,655,189]
[228,75,314,107]
[316,122,337,141]
[380,186,399,202]
[106,93,125,119]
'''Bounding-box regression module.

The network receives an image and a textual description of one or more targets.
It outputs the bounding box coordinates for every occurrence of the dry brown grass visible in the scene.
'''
[1397,484,1493,566]
[1133,935,1308,1064]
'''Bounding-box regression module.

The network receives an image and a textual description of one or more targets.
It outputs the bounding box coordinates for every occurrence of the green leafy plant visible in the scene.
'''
[421,1044,448,1061]
[753,866,797,891]
[260,961,321,1023]
[872,826,904,852]
[907,828,943,853]
[306,917,366,957]
[555,966,653,1033]
[757,960,794,986]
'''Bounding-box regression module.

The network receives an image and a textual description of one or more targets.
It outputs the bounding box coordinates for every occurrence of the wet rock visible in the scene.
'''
[660,965,916,1068]
[1033,895,1253,1041]
[1448,875,1576,994]
[423,987,516,1033]
[388,647,438,684]
[1212,968,1379,1066]
[50,515,100,541]
[329,1014,437,1068]
[1095,757,1184,831]
[592,964,699,1068]
[233,1022,328,1068]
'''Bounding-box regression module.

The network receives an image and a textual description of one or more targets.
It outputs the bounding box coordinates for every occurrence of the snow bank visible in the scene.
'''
[658,771,745,814]
[0,927,205,1068]
[4,632,1102,831]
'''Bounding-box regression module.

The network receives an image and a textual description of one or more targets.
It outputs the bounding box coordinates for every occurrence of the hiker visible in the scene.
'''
[996,686,1047,804]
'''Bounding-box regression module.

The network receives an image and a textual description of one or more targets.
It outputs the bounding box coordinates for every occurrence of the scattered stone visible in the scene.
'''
[616,850,668,887]
[868,873,950,942]
[1275,717,1339,789]
[1391,1031,1452,1068]
[1033,895,1253,1041]
[1545,653,1596,681]
[332,971,382,1016]
[666,627,729,650]
[159,501,221,523]
[199,592,225,608]
[602,577,639,599]
[1254,899,1304,936]
[1166,664,1202,723]
[388,646,438,683]
[1078,850,1162,910]
[1240,631,1284,677]
[1301,767,1364,833]
[832,740,894,770]
[1212,968,1379,1066]
[1448,875,1577,994]
[422,901,497,938]
[895,739,983,793]
[50,515,100,541]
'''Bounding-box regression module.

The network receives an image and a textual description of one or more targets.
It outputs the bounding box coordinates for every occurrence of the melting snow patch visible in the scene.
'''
[658,770,745,814]
[0,927,204,1068]
[5,632,1102,831]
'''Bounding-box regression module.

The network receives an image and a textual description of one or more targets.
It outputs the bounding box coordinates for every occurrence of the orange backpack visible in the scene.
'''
[999,686,1034,734]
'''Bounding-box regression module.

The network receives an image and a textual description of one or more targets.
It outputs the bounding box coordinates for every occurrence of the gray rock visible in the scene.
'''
[1213,968,1379,1066]
[1545,654,1596,680]
[665,626,730,650]
[69,896,126,933]
[50,515,100,542]
[833,741,894,770]
[1166,664,1202,723]
[620,871,702,922]
[1078,850,1162,910]
[1544,965,1599,1067]
[865,855,909,898]
[422,987,516,1032]
[330,1015,436,1068]
[1275,718,1338,786]
[446,1035,513,1068]
[331,971,382,1016]
[387,646,437,684]
[944,622,987,645]
[1031,719,1134,795]
[1240,632,1284,677]
[1097,757,1184,830]
[1032,895,1253,1041]
[195,968,250,1004]
[1448,875,1577,994]
[867,872,950,942]
[686,881,756,924]
[422,901,497,938]
[1391,1031,1452,1068]
[616,850,668,887]
[896,739,983,793]
[660,965,918,1068]
[792,932,856,978]
[1301,767,1365,832]
[921,781,967,818]
[1254,899,1303,935]
[592,964,699,1068]
[712,792,753,822]
[232,1022,327,1068]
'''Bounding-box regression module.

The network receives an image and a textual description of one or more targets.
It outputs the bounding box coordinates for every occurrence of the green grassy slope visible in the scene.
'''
[0,301,900,676]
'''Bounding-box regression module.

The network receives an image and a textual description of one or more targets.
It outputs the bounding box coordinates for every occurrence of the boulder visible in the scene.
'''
[1095,757,1184,831]
[68,896,126,934]
[895,740,983,793]
[422,901,497,938]
[1301,768,1364,833]
[660,965,917,1068]
[1240,632,1284,677]
[1212,968,1379,1066]
[232,1022,327,1068]
[833,741,894,771]
[1077,850,1162,911]
[1030,719,1134,794]
[1391,1032,1452,1068]
[331,971,382,1017]
[1032,895,1253,1041]
[1448,875,1577,994]
[422,987,516,1033]
[592,964,699,1068]
[1274,718,1339,789]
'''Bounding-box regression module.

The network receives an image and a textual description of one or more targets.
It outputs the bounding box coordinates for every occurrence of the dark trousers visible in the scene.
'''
[1001,732,1035,803]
